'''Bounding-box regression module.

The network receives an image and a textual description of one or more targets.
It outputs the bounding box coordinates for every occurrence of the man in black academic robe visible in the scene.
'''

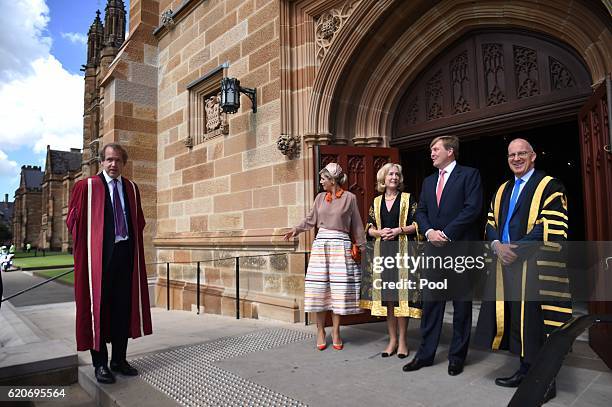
[475,138,571,404]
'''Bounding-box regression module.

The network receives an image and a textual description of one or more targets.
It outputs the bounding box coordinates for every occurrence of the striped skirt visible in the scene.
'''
[304,228,362,315]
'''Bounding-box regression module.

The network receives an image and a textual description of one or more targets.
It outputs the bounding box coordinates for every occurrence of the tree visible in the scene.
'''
[0,223,12,244]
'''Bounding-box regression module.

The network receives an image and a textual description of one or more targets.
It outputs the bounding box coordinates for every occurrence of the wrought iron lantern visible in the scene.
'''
[220,77,257,114]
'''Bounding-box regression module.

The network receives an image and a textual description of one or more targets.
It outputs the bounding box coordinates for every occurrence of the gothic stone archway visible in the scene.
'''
[294,0,611,146]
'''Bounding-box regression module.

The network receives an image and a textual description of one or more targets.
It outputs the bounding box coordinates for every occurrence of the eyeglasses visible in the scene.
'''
[507,151,533,159]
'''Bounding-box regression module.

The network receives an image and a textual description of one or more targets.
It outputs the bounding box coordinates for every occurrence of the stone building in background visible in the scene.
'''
[12,166,43,250]
[39,146,82,252]
[0,194,14,244]
[77,0,611,326]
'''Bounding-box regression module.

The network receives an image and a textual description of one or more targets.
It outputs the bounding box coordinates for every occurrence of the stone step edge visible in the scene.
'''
[78,365,177,407]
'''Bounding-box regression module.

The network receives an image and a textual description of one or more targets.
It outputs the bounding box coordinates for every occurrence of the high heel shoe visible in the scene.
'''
[316,329,326,351]
[396,345,410,359]
[331,332,343,350]
[381,346,397,358]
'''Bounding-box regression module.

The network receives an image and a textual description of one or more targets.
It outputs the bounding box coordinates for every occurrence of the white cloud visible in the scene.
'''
[61,32,87,46]
[0,56,83,153]
[0,0,52,81]
[0,0,83,155]
[0,150,18,177]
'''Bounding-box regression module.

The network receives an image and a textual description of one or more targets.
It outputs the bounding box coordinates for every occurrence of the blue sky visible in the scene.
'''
[0,0,129,200]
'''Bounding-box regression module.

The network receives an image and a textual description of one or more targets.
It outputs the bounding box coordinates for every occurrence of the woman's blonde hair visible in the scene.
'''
[376,163,404,193]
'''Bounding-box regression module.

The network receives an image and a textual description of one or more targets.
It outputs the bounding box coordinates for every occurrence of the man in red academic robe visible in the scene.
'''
[67,143,152,384]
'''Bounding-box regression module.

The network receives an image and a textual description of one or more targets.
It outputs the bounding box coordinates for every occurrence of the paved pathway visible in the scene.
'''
[16,303,612,407]
[1,269,73,307]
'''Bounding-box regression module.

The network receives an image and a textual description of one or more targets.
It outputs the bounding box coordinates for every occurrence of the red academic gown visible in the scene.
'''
[67,175,152,352]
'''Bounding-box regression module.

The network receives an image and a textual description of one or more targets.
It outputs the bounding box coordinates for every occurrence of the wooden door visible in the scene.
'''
[579,78,612,369]
[315,145,400,325]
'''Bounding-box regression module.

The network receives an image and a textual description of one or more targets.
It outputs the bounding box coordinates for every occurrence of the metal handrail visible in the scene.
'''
[1,268,74,303]
[162,251,311,321]
[2,251,313,323]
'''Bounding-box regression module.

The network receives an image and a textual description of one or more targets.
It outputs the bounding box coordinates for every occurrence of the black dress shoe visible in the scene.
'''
[402,358,432,372]
[95,365,116,384]
[448,361,464,376]
[495,370,525,388]
[542,381,556,404]
[110,360,138,376]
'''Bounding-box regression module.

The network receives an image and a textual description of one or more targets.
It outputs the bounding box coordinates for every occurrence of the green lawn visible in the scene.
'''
[35,268,74,285]
[13,250,66,259]
[14,254,74,268]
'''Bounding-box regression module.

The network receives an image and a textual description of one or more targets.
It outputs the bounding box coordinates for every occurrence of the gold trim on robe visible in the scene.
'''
[488,175,572,353]
[360,192,422,318]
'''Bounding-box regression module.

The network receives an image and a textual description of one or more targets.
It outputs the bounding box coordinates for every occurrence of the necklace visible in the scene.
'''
[325,188,344,203]
[384,192,398,201]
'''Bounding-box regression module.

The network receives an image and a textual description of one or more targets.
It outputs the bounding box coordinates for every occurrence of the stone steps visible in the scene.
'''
[78,366,177,407]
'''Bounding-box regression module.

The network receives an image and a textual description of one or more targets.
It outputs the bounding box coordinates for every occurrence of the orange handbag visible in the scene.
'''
[351,242,361,263]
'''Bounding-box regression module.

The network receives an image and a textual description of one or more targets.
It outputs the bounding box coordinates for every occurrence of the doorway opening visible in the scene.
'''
[400,120,589,328]
[400,120,585,241]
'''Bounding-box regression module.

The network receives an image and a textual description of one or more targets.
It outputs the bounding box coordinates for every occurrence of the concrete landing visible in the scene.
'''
[0,301,77,386]
[10,302,612,407]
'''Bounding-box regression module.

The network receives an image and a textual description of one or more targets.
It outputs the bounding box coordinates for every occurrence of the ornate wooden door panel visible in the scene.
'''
[393,30,592,147]
[315,146,400,225]
[315,145,400,325]
[580,79,612,369]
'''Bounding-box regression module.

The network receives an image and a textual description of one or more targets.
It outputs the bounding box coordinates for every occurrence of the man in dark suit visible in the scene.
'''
[403,135,483,376]
[67,143,152,384]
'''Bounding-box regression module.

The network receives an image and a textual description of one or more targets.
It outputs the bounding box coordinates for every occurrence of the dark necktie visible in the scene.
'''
[112,179,128,239]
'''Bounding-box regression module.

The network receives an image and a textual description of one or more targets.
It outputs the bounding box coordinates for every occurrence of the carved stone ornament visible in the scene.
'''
[276,134,301,159]
[89,140,99,161]
[161,9,175,29]
[184,135,193,149]
[205,94,221,132]
[315,0,361,64]
[201,93,228,142]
